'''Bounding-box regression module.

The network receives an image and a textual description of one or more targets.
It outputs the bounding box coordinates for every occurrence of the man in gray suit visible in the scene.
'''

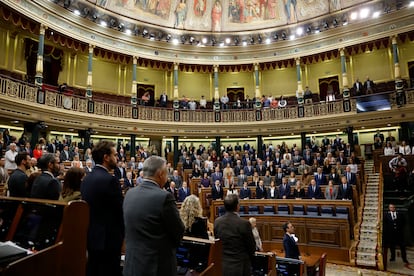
[123,156,185,276]
[214,194,256,276]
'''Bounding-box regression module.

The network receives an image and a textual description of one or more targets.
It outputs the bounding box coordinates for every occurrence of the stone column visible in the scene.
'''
[130,134,136,157]
[35,24,47,87]
[340,48,350,97]
[392,36,405,106]
[173,62,179,109]
[213,64,220,110]
[257,135,263,159]
[300,132,307,151]
[131,56,138,105]
[173,136,179,168]
[86,44,94,98]
[254,63,261,108]
[295,57,305,105]
[215,136,221,156]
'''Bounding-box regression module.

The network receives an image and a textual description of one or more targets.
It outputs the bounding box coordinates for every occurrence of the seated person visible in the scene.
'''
[307,179,323,199]
[256,180,267,199]
[324,180,338,200]
[292,181,305,199]
[267,181,279,199]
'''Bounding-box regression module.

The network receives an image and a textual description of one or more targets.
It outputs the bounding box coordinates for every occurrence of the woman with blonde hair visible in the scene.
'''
[179,195,209,239]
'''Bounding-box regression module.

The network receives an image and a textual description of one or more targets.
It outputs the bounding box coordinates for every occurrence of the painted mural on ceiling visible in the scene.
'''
[87,0,367,32]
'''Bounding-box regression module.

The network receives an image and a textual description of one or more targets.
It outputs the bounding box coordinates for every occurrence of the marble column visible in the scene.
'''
[173,62,179,109]
[257,135,263,159]
[254,63,261,108]
[131,56,137,105]
[35,24,47,87]
[392,36,405,106]
[213,64,220,110]
[340,48,350,97]
[215,136,221,156]
[173,136,179,168]
[86,44,94,98]
[130,134,136,157]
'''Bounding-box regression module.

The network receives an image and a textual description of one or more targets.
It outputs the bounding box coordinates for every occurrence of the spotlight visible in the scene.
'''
[118,23,125,31]
[100,20,107,27]
[63,0,71,8]
[296,27,303,36]
[134,26,140,35]
[82,7,90,17]
[92,13,98,22]
[250,37,255,44]
[125,29,132,35]
[306,26,312,34]
[149,33,155,40]
[109,18,117,28]
[225,37,231,44]
[314,27,320,33]
[181,36,186,44]
[189,36,195,44]
[142,29,148,37]
[172,38,179,45]
[242,40,247,46]
[359,8,370,19]
[166,34,172,42]
[202,37,208,44]
[74,10,81,16]
[257,35,262,43]
[265,38,271,44]
[333,19,338,27]
[281,32,287,40]
[350,12,358,20]
[372,11,380,18]
[211,37,216,46]
[234,37,239,45]
[323,21,329,29]
[273,33,279,40]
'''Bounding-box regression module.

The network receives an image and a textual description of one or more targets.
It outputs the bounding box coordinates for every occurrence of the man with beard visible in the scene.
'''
[30,153,61,200]
[8,151,31,197]
[81,141,124,276]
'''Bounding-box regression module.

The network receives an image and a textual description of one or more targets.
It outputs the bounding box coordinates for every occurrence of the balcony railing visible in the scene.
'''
[1,75,413,123]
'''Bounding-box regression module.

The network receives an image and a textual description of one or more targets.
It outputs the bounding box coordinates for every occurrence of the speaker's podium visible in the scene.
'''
[275,256,305,276]
[176,236,222,276]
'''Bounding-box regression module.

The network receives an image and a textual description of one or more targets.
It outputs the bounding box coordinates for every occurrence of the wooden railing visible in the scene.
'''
[377,164,385,270]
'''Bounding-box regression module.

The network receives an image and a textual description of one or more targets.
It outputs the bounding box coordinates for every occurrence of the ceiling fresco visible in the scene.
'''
[87,0,368,32]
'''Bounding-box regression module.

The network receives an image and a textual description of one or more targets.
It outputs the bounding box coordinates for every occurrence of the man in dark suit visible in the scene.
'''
[159,91,168,107]
[255,159,266,176]
[166,181,178,201]
[123,156,184,276]
[211,167,223,185]
[81,141,124,276]
[214,194,256,276]
[114,161,127,181]
[255,180,267,199]
[353,78,363,96]
[314,167,327,186]
[364,76,375,94]
[344,166,356,185]
[278,178,291,199]
[283,222,301,259]
[237,169,248,186]
[384,204,408,264]
[338,176,353,200]
[211,180,224,200]
[171,170,183,188]
[60,144,73,162]
[177,181,191,202]
[30,153,61,200]
[275,168,284,186]
[239,182,251,199]
[307,179,323,199]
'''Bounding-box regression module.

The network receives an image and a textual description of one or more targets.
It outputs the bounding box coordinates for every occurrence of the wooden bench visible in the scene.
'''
[0,196,89,276]
[209,199,353,264]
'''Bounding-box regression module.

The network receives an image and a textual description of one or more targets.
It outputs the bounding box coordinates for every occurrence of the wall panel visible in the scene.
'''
[262,68,296,97]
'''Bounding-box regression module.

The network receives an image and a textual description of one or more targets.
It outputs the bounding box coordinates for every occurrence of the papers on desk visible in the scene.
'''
[0,241,31,265]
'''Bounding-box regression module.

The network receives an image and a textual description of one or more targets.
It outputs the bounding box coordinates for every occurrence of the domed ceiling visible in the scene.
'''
[88,0,367,32]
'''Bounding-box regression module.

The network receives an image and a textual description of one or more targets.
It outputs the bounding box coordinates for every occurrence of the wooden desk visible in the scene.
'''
[273,249,320,276]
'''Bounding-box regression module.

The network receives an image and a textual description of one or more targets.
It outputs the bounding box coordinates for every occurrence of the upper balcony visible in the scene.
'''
[1,74,413,137]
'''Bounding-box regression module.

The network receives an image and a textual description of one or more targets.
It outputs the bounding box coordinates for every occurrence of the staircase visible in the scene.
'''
[355,160,381,267]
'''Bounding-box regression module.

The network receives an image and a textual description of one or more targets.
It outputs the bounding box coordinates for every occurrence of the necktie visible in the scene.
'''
[330,188,333,197]
[343,184,346,191]
[313,186,315,192]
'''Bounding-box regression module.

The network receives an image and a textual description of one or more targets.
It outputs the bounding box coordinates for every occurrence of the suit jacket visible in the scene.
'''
[30,171,61,200]
[171,175,183,188]
[166,187,178,201]
[214,212,256,276]
[211,172,223,184]
[239,187,251,199]
[81,166,124,255]
[275,173,284,186]
[314,173,327,186]
[114,166,127,180]
[60,150,73,162]
[237,174,248,186]
[243,165,254,176]
[123,180,184,276]
[338,184,353,200]
[256,186,267,199]
[211,185,224,200]
[283,233,300,259]
[344,172,357,185]
[256,165,266,176]
[324,186,338,200]
[328,173,340,184]
[307,184,323,199]
[268,187,279,199]
[353,81,363,94]
[383,211,405,245]
[278,184,291,199]
[177,187,191,202]
[293,188,305,199]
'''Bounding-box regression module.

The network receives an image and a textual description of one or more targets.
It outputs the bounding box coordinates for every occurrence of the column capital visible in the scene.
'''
[253,62,260,68]
[174,62,179,70]
[88,44,95,53]
[133,56,138,64]
[39,24,47,35]
[391,35,398,45]
[339,48,346,56]
[213,64,219,72]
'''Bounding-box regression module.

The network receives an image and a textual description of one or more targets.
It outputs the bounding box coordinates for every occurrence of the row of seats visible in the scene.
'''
[218,205,349,218]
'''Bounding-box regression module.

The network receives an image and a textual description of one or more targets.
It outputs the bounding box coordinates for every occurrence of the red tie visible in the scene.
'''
[330,188,333,197]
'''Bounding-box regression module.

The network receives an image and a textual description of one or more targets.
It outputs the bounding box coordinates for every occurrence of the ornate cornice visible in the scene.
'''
[2,0,414,65]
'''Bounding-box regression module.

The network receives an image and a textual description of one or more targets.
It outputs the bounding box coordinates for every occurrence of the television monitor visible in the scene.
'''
[356,94,391,113]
